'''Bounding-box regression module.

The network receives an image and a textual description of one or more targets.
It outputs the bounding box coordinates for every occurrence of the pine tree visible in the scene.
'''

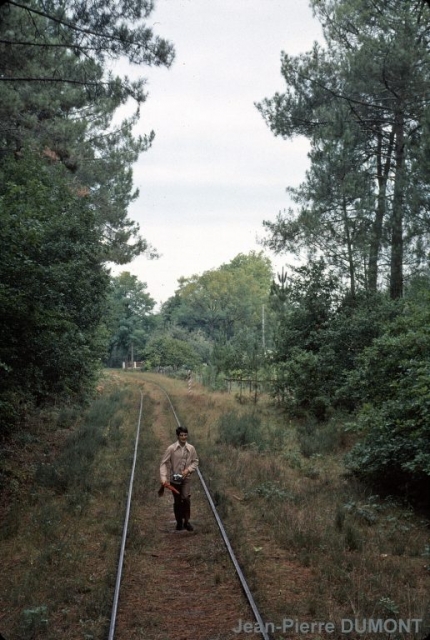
[257,0,430,298]
[0,0,174,263]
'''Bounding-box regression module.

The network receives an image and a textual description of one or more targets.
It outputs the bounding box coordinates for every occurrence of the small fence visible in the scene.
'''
[122,361,144,370]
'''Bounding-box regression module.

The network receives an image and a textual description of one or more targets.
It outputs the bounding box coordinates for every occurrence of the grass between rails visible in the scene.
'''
[0,374,149,640]
[135,371,430,639]
[113,375,254,640]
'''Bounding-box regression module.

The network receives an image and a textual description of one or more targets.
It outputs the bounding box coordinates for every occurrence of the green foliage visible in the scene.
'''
[345,290,430,495]
[268,254,430,498]
[270,260,400,420]
[156,251,274,378]
[169,251,273,341]
[0,153,109,430]
[212,327,265,378]
[175,328,212,365]
[0,0,173,264]
[271,349,331,419]
[200,364,226,391]
[269,260,343,418]
[217,411,265,450]
[270,259,342,354]
[143,335,201,370]
[104,271,156,366]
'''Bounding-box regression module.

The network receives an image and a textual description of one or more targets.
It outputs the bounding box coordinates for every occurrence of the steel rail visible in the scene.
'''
[145,377,272,640]
[196,467,271,640]
[107,389,144,640]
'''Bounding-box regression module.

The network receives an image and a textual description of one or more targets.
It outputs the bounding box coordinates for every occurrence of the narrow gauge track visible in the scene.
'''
[108,378,273,640]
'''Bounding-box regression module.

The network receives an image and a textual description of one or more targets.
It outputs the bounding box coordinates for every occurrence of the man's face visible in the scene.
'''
[178,431,188,445]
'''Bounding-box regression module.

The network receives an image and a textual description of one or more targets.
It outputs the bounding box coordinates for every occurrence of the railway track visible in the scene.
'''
[2,372,429,640]
[108,377,272,640]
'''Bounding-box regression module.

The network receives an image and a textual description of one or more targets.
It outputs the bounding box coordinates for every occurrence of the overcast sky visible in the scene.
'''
[113,0,323,306]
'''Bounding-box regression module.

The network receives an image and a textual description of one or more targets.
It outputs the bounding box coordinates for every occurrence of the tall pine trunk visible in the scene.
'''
[342,193,356,297]
[390,110,405,300]
[368,126,394,292]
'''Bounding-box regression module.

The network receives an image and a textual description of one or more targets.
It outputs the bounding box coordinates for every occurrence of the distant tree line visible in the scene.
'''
[107,252,273,381]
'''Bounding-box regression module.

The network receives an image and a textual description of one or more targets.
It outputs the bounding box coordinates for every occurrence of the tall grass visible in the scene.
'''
[153,374,430,635]
[35,389,132,498]
[102,372,430,637]
[0,380,146,640]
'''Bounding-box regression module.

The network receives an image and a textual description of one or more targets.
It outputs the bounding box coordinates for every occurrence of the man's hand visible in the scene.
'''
[159,481,180,495]
[182,468,189,478]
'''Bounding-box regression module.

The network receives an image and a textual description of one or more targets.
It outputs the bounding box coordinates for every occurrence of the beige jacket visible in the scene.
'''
[160,441,199,484]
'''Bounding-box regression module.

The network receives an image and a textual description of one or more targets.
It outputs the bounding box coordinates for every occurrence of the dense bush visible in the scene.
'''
[217,411,265,450]
[143,334,201,369]
[297,418,345,457]
[0,154,109,431]
[345,293,430,496]
[270,261,399,419]
[269,263,430,497]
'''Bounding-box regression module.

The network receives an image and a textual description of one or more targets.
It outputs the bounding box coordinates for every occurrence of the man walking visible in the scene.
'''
[160,426,199,531]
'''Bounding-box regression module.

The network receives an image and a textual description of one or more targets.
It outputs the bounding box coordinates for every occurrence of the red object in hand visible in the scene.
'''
[165,482,180,495]
[158,482,180,496]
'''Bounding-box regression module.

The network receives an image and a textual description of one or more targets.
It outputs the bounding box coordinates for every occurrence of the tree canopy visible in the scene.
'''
[105,271,156,367]
[152,252,274,377]
[0,0,173,430]
[257,0,430,299]
[170,252,273,341]
[0,0,174,263]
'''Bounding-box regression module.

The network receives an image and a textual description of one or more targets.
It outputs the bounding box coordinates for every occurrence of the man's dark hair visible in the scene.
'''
[176,426,188,436]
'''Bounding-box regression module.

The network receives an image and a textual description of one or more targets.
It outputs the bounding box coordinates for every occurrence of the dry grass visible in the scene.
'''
[136,371,430,639]
[1,370,430,640]
[112,378,254,640]
[0,376,143,640]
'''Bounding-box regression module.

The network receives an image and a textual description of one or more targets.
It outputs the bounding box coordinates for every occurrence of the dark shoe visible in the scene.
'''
[175,521,183,531]
[184,522,194,531]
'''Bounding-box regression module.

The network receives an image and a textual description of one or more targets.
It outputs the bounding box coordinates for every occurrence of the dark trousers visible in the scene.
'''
[172,477,191,523]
